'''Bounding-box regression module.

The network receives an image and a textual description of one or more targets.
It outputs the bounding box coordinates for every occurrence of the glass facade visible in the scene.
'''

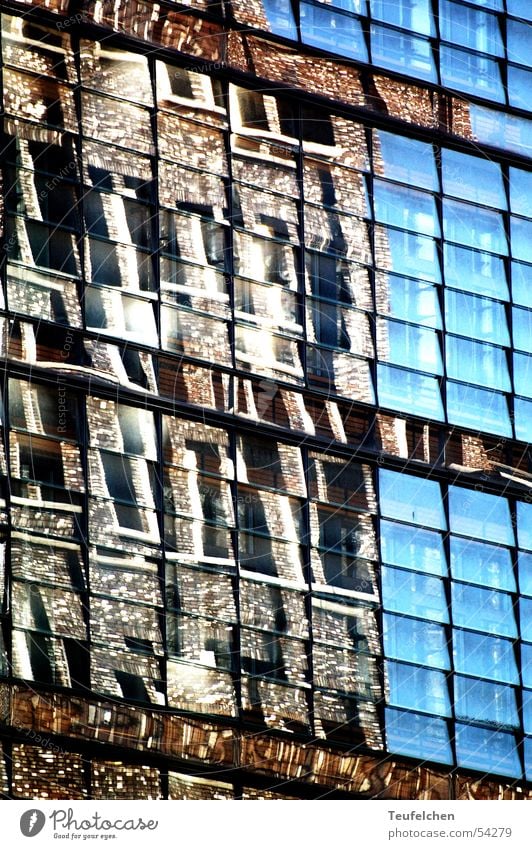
[2,0,532,801]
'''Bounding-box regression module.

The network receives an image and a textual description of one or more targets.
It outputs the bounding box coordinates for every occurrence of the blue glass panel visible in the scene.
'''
[440,46,504,104]
[443,199,508,254]
[383,613,450,669]
[374,132,437,189]
[370,25,436,82]
[456,725,522,779]
[374,180,439,236]
[515,397,532,442]
[511,217,532,264]
[386,661,451,716]
[261,0,298,38]
[524,738,532,781]
[507,0,532,20]
[382,566,449,623]
[508,65,532,113]
[378,274,441,329]
[513,307,532,353]
[385,708,452,764]
[443,150,506,209]
[447,381,512,437]
[455,677,519,728]
[507,20,532,68]
[519,499,532,550]
[369,0,434,35]
[378,319,443,373]
[446,336,510,392]
[377,364,444,420]
[440,1,503,57]
[470,106,532,160]
[446,290,509,346]
[379,469,447,530]
[510,167,532,217]
[450,536,515,592]
[521,643,532,688]
[523,691,532,734]
[300,2,368,60]
[452,584,517,638]
[454,630,518,684]
[514,353,532,399]
[521,598,532,643]
[381,520,447,576]
[377,225,441,282]
[444,243,509,299]
[519,552,532,597]
[511,262,532,307]
[449,486,514,546]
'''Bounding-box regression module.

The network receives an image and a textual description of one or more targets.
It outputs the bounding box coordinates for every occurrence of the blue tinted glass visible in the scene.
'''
[386,661,451,716]
[522,643,532,687]
[440,1,503,56]
[513,307,532,353]
[384,614,450,669]
[377,274,441,328]
[374,180,439,236]
[456,725,522,779]
[440,46,504,103]
[519,553,532,597]
[471,106,532,160]
[507,20,532,67]
[445,290,509,346]
[444,243,508,299]
[443,149,506,208]
[262,0,298,38]
[512,262,532,307]
[446,336,510,392]
[524,738,532,781]
[450,537,515,592]
[515,397,532,442]
[508,65,532,112]
[510,167,532,217]
[377,364,444,419]
[455,677,519,728]
[374,132,437,190]
[447,382,511,437]
[511,217,532,263]
[514,353,532,399]
[521,598,532,642]
[385,708,452,764]
[378,319,443,373]
[370,0,434,35]
[380,469,446,529]
[449,486,514,546]
[508,0,532,20]
[454,630,518,684]
[370,25,436,82]
[381,520,447,576]
[443,199,508,254]
[523,691,532,734]
[301,2,368,60]
[452,584,517,638]
[382,566,449,623]
[377,226,441,282]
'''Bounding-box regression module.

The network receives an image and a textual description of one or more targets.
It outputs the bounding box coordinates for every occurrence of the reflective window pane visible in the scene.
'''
[453,630,518,684]
[385,708,452,764]
[382,566,449,623]
[380,520,447,576]
[386,661,451,716]
[379,470,446,530]
[383,614,450,669]
[449,487,514,546]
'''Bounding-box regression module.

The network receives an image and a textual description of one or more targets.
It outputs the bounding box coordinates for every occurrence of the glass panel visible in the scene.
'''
[470,105,532,160]
[383,614,450,669]
[455,725,522,779]
[380,520,447,576]
[442,149,506,209]
[521,643,532,688]
[508,65,532,112]
[382,566,448,622]
[455,677,519,729]
[373,180,439,236]
[440,46,504,103]
[385,708,452,764]
[379,469,446,529]
[440,1,503,57]
[520,598,532,642]
[376,274,442,329]
[453,630,518,684]
[524,691,532,734]
[512,262,532,307]
[373,131,437,190]
[375,225,441,282]
[445,290,509,346]
[300,2,368,60]
[515,397,532,442]
[446,336,510,392]
[510,167,532,217]
[446,381,512,437]
[450,537,515,592]
[444,243,508,299]
[452,584,517,638]
[511,217,532,264]
[507,0,532,20]
[513,307,532,353]
[369,0,434,36]
[377,364,444,419]
[449,487,513,546]
[262,0,298,38]
[443,199,507,254]
[386,661,451,716]
[370,25,437,82]
[519,553,532,597]
[507,19,532,68]
[377,319,443,373]
[514,353,532,399]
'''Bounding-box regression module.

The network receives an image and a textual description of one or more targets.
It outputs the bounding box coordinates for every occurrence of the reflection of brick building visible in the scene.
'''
[2,0,532,800]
